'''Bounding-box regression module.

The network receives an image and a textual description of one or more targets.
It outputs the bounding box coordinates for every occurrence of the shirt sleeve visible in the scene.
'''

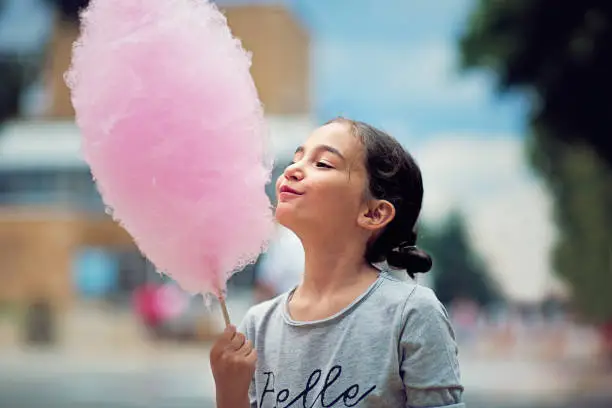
[399,286,466,408]
[238,312,258,408]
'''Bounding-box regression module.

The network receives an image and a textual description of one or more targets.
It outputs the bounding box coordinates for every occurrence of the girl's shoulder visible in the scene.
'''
[376,272,448,320]
[238,292,287,334]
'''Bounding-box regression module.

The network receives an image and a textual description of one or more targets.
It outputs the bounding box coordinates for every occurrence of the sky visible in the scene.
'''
[289,0,528,137]
[0,0,53,54]
[0,0,560,301]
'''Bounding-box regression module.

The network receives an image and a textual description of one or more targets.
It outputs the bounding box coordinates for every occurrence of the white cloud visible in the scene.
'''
[376,119,415,144]
[315,41,489,106]
[414,135,561,302]
[383,43,489,104]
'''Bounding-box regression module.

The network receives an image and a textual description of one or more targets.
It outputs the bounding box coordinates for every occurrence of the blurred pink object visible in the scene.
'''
[133,284,163,327]
[156,284,189,320]
[65,0,274,297]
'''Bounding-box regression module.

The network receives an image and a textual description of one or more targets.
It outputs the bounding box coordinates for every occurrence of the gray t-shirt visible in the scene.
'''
[239,271,465,408]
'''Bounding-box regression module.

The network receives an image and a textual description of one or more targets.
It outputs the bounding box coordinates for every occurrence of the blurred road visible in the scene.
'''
[1,298,610,408]
[1,345,611,408]
[0,345,216,408]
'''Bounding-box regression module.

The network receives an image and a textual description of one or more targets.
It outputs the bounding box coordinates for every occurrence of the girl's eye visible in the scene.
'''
[315,161,333,169]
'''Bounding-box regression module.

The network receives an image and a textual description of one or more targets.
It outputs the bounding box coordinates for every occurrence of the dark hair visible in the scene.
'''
[327,117,432,278]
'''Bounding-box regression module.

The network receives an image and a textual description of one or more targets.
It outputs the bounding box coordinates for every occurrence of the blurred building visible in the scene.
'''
[0,1,313,309]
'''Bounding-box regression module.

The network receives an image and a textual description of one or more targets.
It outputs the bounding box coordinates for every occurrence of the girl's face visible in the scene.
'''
[275,122,370,237]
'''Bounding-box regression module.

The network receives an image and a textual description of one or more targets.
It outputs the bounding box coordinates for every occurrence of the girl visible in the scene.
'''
[210,118,465,408]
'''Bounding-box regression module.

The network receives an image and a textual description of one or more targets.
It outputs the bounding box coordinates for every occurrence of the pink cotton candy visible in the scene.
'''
[65,0,275,296]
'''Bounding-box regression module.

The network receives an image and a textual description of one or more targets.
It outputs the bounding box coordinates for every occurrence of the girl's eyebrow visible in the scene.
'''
[294,144,346,161]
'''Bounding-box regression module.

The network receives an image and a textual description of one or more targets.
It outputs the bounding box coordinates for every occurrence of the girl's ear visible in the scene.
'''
[357,199,395,231]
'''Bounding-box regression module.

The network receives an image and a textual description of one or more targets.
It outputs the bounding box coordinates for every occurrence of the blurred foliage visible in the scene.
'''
[0,54,24,123]
[420,212,501,308]
[461,0,612,166]
[529,134,612,323]
[0,0,45,125]
[461,0,612,323]
[0,1,88,123]
[44,0,89,21]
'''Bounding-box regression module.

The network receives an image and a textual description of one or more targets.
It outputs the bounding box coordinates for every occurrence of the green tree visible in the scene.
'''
[0,54,26,123]
[460,0,612,323]
[420,213,501,308]
[44,0,89,21]
[461,1,612,167]
[529,134,612,323]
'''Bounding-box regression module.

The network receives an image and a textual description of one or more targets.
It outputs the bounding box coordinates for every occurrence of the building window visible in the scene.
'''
[0,169,103,210]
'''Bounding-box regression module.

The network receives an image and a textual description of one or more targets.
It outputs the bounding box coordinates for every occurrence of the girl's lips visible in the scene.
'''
[279,185,303,195]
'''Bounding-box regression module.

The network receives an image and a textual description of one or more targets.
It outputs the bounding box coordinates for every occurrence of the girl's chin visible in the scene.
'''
[274,208,290,224]
[274,207,300,229]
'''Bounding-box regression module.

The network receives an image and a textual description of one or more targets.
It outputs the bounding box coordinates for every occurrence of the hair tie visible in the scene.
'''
[392,242,417,253]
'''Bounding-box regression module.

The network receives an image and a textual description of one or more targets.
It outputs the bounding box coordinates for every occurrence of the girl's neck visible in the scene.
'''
[296,233,378,299]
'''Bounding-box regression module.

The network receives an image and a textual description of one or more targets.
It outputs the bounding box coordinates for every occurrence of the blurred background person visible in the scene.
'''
[253,225,304,303]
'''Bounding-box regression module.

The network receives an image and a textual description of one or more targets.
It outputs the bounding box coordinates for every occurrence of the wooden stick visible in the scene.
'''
[219,296,231,327]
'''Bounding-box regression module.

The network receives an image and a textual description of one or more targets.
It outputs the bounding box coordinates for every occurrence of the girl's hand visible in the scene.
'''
[210,325,257,408]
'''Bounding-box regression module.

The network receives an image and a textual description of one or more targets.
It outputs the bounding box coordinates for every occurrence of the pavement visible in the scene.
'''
[1,300,611,408]
[2,342,611,408]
